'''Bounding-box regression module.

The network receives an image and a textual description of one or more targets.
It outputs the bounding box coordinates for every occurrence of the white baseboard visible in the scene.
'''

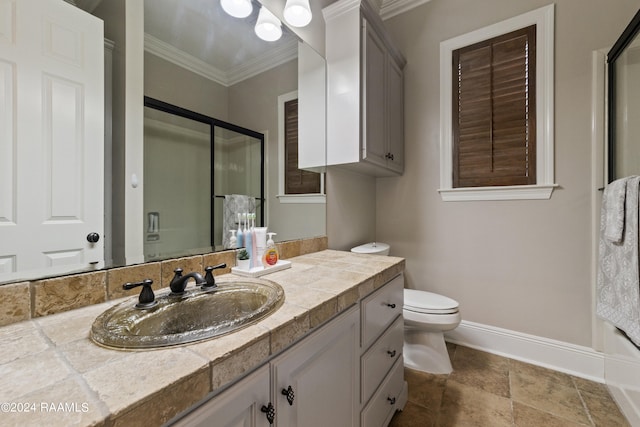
[444,320,605,382]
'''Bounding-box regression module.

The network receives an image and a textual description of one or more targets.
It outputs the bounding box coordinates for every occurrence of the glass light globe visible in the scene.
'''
[221,0,252,19]
[284,0,312,27]
[255,7,282,42]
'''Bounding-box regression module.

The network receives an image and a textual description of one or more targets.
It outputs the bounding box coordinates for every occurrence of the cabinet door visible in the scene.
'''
[386,58,404,174]
[362,19,388,169]
[170,365,271,427]
[273,306,360,427]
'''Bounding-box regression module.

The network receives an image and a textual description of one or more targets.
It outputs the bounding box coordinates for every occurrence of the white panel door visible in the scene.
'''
[0,0,104,280]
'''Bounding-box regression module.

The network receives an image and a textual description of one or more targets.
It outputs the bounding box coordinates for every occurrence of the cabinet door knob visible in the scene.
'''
[388,396,396,405]
[261,402,275,424]
[281,385,295,406]
[386,303,396,309]
[387,349,396,358]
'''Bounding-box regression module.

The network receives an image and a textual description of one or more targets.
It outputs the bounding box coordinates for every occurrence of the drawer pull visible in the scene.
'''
[281,385,295,406]
[387,349,396,358]
[386,303,396,309]
[261,402,275,424]
[388,397,396,405]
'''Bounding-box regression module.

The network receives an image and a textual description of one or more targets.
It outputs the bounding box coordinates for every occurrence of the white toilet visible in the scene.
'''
[351,242,462,374]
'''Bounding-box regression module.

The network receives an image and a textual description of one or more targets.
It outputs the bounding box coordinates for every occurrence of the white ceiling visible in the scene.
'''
[144,0,303,85]
[77,0,428,86]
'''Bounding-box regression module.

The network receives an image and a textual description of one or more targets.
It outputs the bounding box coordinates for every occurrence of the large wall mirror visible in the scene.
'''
[608,8,640,182]
[0,0,326,284]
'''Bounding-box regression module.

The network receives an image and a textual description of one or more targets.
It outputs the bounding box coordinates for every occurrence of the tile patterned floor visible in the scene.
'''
[389,344,630,427]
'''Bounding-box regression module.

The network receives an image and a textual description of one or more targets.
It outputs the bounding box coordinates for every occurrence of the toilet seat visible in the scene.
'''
[404,289,459,315]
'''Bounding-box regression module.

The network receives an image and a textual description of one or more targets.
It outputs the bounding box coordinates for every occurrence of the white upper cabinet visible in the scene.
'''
[322,0,406,176]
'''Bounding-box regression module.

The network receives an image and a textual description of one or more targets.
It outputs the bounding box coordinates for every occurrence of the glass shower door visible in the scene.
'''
[143,107,212,259]
[143,97,265,261]
[213,125,264,249]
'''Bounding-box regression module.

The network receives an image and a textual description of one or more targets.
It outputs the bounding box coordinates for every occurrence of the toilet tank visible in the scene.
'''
[350,242,390,256]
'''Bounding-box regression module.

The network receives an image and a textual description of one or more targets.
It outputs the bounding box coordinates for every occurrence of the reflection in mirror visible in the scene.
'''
[143,98,264,262]
[608,9,640,182]
[0,0,327,285]
[143,0,326,260]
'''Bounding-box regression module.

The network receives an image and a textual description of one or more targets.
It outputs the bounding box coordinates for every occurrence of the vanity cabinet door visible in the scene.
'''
[171,365,271,427]
[272,306,360,427]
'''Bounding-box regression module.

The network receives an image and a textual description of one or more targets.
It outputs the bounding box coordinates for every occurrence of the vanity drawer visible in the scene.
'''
[361,274,403,350]
[361,315,403,404]
[361,356,405,427]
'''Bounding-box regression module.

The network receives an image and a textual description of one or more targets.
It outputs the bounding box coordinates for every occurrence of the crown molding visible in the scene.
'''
[144,33,298,87]
[380,0,431,20]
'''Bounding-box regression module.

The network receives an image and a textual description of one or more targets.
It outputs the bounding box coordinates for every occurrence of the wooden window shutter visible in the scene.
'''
[284,99,321,194]
[453,25,536,188]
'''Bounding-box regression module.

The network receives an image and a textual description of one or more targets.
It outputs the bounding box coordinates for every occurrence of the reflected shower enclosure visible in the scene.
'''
[143,97,264,260]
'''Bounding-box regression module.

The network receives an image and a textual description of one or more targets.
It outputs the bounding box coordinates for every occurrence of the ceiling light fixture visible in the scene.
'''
[255,6,282,42]
[220,0,253,19]
[283,0,312,27]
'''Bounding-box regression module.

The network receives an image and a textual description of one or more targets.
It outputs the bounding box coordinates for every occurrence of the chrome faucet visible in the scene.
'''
[169,268,206,294]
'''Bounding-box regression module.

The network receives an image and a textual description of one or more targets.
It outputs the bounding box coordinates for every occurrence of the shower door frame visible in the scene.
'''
[143,96,265,250]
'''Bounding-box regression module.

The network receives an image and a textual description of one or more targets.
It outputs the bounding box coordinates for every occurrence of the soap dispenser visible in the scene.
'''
[262,232,279,266]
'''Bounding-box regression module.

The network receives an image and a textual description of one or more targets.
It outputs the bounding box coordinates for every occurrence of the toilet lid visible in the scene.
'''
[404,289,459,314]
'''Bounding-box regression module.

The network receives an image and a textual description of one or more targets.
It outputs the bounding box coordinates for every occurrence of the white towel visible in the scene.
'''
[222,195,256,249]
[604,177,628,243]
[596,176,640,346]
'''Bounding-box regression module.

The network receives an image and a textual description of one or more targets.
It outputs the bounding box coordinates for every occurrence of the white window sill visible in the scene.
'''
[277,194,326,204]
[438,184,558,201]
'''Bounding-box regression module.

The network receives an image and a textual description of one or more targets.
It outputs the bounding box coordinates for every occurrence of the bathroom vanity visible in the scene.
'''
[0,249,405,427]
[170,271,406,427]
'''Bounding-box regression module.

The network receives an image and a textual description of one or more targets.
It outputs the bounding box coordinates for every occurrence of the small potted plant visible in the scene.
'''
[236,249,250,270]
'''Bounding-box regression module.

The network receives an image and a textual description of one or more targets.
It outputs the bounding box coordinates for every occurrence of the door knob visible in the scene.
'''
[86,232,100,243]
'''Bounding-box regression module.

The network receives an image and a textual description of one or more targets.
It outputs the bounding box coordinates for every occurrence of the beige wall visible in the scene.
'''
[229,61,327,242]
[327,168,377,251]
[144,53,229,121]
[327,0,639,347]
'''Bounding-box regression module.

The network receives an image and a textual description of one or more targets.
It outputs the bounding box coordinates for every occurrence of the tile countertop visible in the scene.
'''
[0,250,404,427]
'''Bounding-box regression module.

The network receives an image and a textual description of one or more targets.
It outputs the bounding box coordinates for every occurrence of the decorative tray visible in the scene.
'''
[231,260,292,277]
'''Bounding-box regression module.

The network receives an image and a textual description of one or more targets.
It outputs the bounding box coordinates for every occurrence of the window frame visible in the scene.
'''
[438,4,556,201]
[277,91,325,204]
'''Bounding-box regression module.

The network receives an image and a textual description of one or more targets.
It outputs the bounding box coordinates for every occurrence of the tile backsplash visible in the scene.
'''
[0,236,327,327]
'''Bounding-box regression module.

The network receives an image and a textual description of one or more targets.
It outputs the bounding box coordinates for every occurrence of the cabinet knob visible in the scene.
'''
[261,402,275,424]
[281,385,295,406]
[387,349,396,358]
[388,396,396,405]
[386,303,396,309]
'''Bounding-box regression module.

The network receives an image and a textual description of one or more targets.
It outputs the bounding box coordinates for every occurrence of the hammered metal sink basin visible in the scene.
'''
[90,278,284,350]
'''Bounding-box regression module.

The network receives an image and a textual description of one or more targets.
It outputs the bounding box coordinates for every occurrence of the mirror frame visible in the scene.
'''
[607,8,640,183]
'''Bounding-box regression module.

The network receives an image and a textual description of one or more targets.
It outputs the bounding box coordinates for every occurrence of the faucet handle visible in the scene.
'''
[123,279,157,309]
[203,263,227,289]
[170,268,183,285]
